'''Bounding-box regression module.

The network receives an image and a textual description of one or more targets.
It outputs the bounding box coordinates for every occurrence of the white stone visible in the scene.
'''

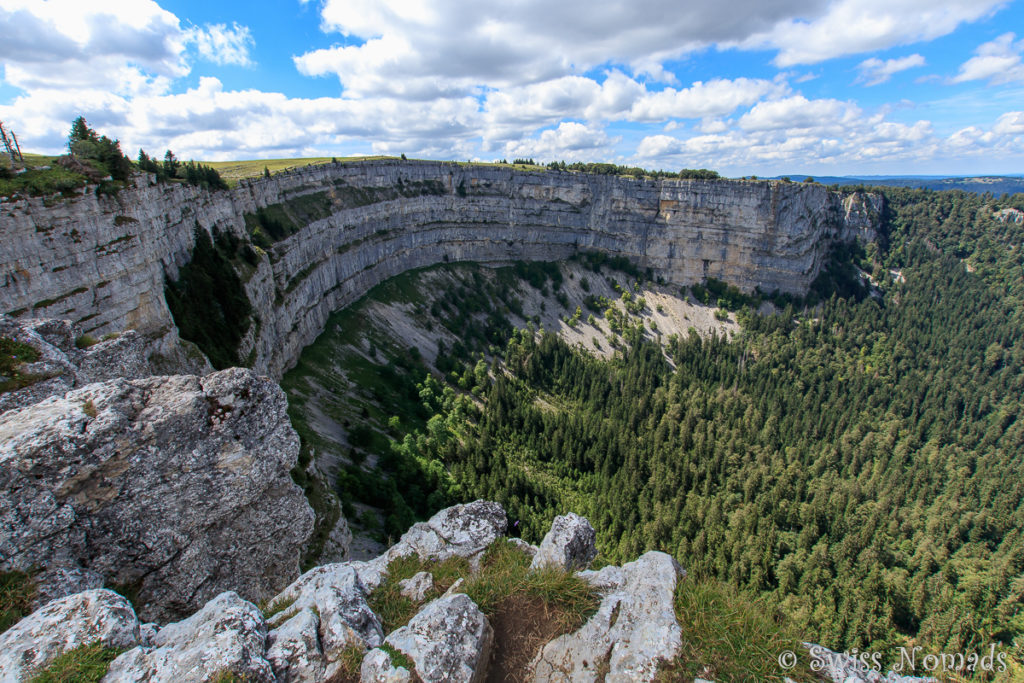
[103,592,273,682]
[0,589,140,682]
[399,572,434,601]
[265,563,383,663]
[532,551,684,683]
[385,593,493,683]
[530,512,597,571]
[361,648,413,683]
[266,608,326,683]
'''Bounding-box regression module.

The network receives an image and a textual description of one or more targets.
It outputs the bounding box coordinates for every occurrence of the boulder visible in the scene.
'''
[0,589,140,682]
[399,572,434,602]
[532,551,684,682]
[0,367,314,620]
[385,593,493,683]
[266,608,325,683]
[530,512,597,571]
[264,563,382,673]
[104,592,273,682]
[349,501,506,592]
[361,648,413,683]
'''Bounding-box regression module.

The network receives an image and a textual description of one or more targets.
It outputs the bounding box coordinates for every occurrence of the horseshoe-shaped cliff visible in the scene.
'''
[0,160,881,377]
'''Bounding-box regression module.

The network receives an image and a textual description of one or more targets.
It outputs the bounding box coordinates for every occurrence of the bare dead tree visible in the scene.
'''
[0,120,24,166]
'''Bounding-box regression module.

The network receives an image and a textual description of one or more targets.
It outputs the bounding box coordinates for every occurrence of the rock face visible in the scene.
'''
[532,551,684,682]
[105,591,274,683]
[264,563,383,679]
[0,162,882,379]
[0,367,314,621]
[530,512,598,571]
[0,314,206,414]
[0,589,140,682]
[384,593,494,683]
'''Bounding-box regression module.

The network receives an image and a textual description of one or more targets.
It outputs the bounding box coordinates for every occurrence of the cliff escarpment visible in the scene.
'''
[0,161,881,378]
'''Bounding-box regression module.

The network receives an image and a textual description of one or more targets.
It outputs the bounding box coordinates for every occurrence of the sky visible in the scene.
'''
[1,0,1023,177]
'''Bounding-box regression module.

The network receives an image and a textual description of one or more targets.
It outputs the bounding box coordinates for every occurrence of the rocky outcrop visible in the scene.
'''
[349,500,507,591]
[0,366,314,621]
[264,563,383,679]
[532,551,685,682]
[384,593,494,683]
[105,591,274,682]
[0,162,882,379]
[399,572,434,601]
[0,589,140,682]
[0,314,207,414]
[530,512,598,571]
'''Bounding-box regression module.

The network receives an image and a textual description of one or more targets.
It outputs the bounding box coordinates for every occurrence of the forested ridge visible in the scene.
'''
[286,187,1024,673]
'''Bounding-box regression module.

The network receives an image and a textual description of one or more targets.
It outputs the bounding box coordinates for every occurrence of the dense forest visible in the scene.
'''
[285,186,1024,674]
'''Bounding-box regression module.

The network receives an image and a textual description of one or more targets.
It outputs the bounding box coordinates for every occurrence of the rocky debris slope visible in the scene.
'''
[0,502,691,683]
[0,365,313,621]
[0,161,882,379]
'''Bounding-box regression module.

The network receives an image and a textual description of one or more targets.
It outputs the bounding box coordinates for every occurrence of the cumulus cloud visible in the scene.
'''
[952,33,1024,85]
[186,22,254,67]
[856,54,925,85]
[741,0,1004,66]
[502,122,617,161]
[295,0,822,97]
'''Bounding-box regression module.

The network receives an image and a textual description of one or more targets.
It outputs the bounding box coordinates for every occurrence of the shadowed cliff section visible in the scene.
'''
[0,160,881,378]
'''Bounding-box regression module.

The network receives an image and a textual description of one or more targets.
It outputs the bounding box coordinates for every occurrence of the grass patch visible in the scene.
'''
[0,337,45,394]
[326,644,367,683]
[27,642,121,683]
[656,577,817,682]
[366,540,598,682]
[0,164,88,200]
[0,570,37,634]
[368,554,470,633]
[261,594,297,622]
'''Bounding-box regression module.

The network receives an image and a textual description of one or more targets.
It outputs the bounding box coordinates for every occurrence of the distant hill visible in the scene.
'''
[768,174,1024,195]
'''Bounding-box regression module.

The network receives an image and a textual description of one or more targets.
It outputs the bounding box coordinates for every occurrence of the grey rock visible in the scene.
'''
[508,537,539,558]
[530,512,597,571]
[265,563,382,666]
[0,589,140,682]
[139,623,160,647]
[360,648,413,683]
[104,591,273,683]
[266,608,325,683]
[399,572,434,601]
[30,565,104,607]
[0,367,314,621]
[350,500,506,592]
[532,551,684,682]
[385,593,493,683]
[0,315,203,415]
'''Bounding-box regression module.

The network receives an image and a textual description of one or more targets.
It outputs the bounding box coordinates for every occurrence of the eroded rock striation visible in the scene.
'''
[0,365,314,621]
[0,162,881,379]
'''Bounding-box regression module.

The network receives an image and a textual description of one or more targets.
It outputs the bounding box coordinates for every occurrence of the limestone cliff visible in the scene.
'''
[0,162,881,379]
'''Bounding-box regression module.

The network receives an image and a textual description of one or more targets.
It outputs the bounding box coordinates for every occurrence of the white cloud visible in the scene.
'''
[856,54,925,86]
[295,0,823,98]
[952,33,1024,85]
[186,22,254,67]
[741,0,1004,66]
[502,122,616,161]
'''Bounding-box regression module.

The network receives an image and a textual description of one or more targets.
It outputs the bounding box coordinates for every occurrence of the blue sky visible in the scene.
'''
[1,0,1023,176]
